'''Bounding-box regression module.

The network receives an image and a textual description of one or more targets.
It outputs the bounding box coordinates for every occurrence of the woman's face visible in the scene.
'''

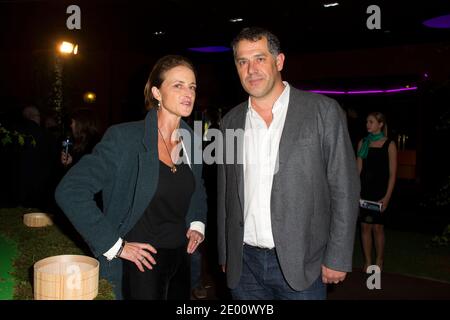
[366,115,383,134]
[152,65,196,118]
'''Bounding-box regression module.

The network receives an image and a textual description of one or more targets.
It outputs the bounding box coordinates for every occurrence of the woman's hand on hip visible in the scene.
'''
[186,229,204,254]
[119,242,157,272]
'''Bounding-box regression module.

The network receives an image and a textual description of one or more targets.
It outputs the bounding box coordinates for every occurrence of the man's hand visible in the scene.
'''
[321,265,347,284]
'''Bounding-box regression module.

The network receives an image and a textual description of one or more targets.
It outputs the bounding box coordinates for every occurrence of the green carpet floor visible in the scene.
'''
[0,234,17,300]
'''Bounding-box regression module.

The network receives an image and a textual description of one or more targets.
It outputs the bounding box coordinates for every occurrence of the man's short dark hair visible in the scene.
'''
[231,27,282,58]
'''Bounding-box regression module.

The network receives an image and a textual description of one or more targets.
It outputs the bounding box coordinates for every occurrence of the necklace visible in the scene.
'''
[158,127,177,173]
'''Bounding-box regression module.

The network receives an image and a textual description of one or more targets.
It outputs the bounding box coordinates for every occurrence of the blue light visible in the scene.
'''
[422,14,450,28]
[188,46,231,53]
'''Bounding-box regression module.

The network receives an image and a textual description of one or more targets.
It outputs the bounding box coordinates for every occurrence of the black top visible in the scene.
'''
[125,160,195,249]
[360,139,391,201]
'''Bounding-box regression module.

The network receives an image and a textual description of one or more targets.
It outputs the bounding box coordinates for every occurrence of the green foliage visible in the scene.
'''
[0,208,115,300]
[423,175,450,208]
[0,125,36,147]
[50,56,64,127]
[431,224,450,247]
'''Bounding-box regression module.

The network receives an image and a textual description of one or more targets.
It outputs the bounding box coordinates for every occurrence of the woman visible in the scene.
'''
[55,55,207,299]
[357,112,397,272]
[61,108,100,167]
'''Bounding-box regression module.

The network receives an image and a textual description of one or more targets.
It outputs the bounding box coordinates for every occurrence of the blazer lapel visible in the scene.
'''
[130,110,159,226]
[277,89,310,166]
[232,103,247,214]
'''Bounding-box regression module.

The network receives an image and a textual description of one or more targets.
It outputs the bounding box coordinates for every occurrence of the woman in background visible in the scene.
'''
[61,108,100,167]
[357,112,397,272]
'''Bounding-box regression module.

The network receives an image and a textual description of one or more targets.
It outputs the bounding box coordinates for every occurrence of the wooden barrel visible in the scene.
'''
[23,212,53,227]
[34,255,99,300]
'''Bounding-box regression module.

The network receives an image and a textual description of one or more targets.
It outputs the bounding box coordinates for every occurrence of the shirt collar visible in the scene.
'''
[247,81,290,117]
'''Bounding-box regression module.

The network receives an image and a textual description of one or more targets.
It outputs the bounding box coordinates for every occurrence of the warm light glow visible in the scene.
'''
[59,41,78,55]
[83,92,96,103]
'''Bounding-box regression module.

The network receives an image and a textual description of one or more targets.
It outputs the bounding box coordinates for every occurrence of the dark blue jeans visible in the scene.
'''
[230,244,326,300]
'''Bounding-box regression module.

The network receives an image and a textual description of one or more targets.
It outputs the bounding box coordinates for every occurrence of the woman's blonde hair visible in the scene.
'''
[368,111,388,136]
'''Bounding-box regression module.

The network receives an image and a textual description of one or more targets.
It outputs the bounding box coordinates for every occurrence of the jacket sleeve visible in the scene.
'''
[186,129,207,227]
[186,161,208,226]
[55,126,123,257]
[217,122,227,266]
[322,100,361,272]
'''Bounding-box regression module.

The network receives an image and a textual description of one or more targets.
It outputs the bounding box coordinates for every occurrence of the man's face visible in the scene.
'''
[234,37,284,99]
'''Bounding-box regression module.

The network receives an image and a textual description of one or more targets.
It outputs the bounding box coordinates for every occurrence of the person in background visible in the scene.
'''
[357,111,397,272]
[55,55,207,299]
[60,108,101,167]
[11,105,54,209]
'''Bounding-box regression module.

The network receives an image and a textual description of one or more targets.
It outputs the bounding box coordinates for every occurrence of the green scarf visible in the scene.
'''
[357,132,384,159]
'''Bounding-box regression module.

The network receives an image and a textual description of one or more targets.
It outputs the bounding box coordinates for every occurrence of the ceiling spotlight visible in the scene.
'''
[323,2,339,8]
[153,31,165,36]
[229,18,244,23]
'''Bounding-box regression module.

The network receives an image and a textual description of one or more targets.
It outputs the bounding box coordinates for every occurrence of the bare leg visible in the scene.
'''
[373,224,385,271]
[361,223,373,272]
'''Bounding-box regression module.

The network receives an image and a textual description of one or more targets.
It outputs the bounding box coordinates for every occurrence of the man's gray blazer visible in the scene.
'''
[217,87,360,290]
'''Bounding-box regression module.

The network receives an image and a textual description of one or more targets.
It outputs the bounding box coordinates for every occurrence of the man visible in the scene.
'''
[217,27,360,300]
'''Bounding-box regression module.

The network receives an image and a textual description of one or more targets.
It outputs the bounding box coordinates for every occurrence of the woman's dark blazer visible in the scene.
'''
[55,109,207,299]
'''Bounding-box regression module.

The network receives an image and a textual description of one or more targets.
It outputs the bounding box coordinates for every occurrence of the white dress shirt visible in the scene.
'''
[243,82,290,248]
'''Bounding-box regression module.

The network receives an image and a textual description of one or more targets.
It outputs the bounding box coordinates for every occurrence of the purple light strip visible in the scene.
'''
[348,90,384,94]
[309,86,417,95]
[385,87,418,93]
[187,46,231,53]
[422,14,450,28]
[310,90,347,94]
